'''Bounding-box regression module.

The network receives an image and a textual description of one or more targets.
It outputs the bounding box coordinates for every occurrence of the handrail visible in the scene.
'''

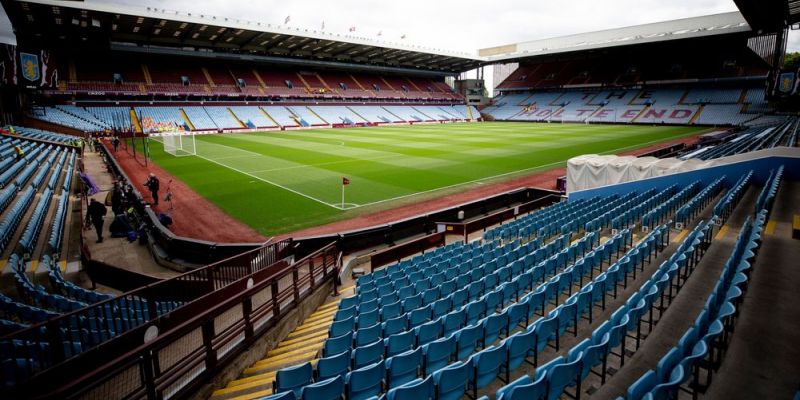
[1,238,293,392]
[7,241,339,400]
[370,231,447,271]
[436,194,562,241]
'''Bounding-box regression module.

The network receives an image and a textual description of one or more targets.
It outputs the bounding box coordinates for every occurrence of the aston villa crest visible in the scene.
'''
[20,52,40,82]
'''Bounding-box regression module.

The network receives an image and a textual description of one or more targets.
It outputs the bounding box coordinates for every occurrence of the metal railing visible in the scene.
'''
[2,238,341,400]
[435,194,562,242]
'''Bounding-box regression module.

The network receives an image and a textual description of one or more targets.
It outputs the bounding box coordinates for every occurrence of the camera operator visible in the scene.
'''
[144,173,160,206]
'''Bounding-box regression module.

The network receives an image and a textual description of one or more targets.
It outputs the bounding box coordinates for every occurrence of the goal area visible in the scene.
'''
[162,133,197,157]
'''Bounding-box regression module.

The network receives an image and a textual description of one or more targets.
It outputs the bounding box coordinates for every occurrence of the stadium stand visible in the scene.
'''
[135,107,190,132]
[3,1,798,399]
[31,103,481,132]
[307,106,368,125]
[229,106,278,129]
[680,117,797,160]
[208,166,791,400]
[482,86,771,126]
[0,128,110,384]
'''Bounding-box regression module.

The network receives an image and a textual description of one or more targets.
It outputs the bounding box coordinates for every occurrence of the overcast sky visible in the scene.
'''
[0,0,798,88]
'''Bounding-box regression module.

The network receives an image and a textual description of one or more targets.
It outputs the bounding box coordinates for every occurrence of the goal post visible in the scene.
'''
[162,132,196,157]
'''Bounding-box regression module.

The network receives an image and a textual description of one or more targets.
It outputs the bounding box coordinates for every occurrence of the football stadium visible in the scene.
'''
[0,0,798,399]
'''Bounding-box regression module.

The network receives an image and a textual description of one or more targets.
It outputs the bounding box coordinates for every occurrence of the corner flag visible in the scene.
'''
[341,177,350,209]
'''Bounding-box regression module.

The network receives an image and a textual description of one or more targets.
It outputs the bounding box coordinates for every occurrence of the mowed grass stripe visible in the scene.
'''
[145,122,704,235]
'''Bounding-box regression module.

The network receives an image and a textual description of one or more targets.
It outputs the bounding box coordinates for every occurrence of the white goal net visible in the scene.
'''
[162,132,197,157]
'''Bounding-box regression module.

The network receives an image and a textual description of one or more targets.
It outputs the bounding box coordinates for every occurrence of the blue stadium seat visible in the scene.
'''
[274,362,313,398]
[355,323,383,347]
[467,345,506,398]
[324,333,353,357]
[317,350,351,381]
[545,355,581,400]
[385,348,423,389]
[346,360,385,400]
[357,310,380,329]
[647,365,685,400]
[627,369,657,400]
[381,301,402,322]
[455,323,483,361]
[534,314,559,357]
[465,301,487,326]
[415,318,443,347]
[482,312,508,346]
[330,316,356,338]
[408,306,432,329]
[335,306,357,322]
[384,330,415,358]
[656,347,682,382]
[301,375,344,400]
[431,298,451,319]
[384,376,433,400]
[421,335,455,376]
[431,361,470,400]
[503,328,536,380]
[442,309,466,338]
[353,340,384,369]
[496,373,547,400]
[505,302,528,332]
[257,391,295,400]
[382,315,408,337]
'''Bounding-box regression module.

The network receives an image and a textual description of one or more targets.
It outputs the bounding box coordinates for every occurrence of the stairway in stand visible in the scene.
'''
[209,286,354,400]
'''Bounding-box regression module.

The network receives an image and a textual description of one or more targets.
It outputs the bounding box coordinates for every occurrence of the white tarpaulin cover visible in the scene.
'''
[567,154,720,192]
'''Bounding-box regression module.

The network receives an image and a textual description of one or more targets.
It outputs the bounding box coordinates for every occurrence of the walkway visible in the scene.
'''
[704,181,800,400]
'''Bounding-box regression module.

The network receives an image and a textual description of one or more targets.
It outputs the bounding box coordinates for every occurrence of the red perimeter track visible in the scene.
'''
[109,135,700,243]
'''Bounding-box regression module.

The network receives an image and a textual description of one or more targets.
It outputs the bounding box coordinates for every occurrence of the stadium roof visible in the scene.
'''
[1,0,483,74]
[479,12,752,62]
[734,0,800,32]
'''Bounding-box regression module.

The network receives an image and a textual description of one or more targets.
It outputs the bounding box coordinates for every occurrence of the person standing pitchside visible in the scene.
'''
[144,173,160,206]
[87,198,107,243]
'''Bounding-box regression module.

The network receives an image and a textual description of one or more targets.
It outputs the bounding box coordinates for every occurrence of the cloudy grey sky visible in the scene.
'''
[0,0,797,86]
[0,0,747,48]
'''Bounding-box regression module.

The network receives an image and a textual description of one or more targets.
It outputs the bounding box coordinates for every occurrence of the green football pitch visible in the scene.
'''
[143,122,705,236]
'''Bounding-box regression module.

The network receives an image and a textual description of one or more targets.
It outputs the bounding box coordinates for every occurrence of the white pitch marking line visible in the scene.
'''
[189,127,698,212]
[211,154,265,161]
[192,152,344,210]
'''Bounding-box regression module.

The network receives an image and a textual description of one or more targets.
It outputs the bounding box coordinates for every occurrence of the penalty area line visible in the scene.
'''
[192,153,344,210]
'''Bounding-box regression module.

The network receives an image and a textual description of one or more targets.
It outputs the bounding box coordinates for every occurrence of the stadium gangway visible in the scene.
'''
[674,178,725,228]
[712,171,753,225]
[624,212,765,399]
[754,166,784,217]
